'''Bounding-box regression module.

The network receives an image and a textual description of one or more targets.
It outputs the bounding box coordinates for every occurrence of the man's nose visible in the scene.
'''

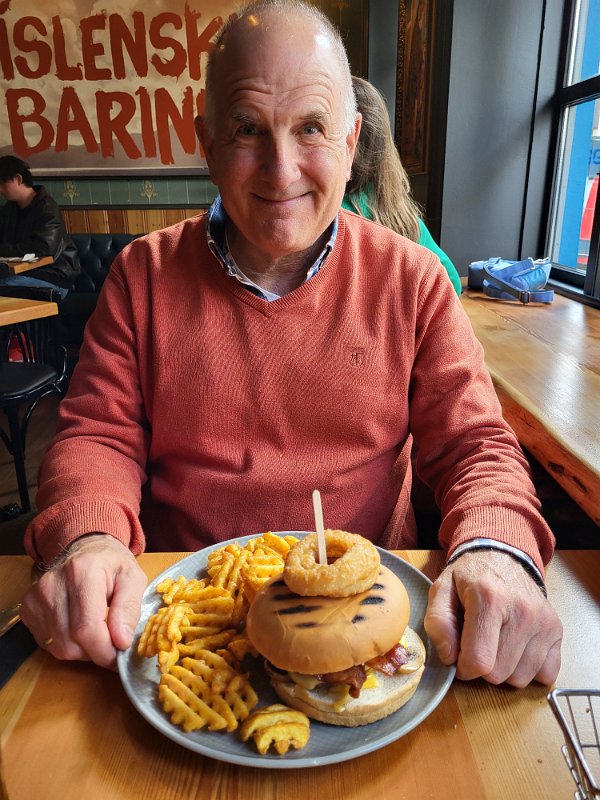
[261,133,301,186]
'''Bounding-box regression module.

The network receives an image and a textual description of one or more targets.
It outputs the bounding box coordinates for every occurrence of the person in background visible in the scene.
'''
[343,76,461,295]
[19,0,561,690]
[0,155,80,299]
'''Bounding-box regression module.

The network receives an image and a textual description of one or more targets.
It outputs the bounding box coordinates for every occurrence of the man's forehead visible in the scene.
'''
[212,11,339,85]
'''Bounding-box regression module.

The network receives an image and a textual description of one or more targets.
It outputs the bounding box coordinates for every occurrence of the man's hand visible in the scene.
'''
[19,534,148,670]
[424,550,563,687]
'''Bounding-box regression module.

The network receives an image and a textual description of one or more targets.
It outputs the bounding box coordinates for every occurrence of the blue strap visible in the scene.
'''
[482,258,554,304]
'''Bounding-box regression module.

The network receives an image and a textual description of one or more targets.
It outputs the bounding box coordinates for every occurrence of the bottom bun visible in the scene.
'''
[270,626,426,727]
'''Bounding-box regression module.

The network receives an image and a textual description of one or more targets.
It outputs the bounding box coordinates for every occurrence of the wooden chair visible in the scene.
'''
[0,289,66,514]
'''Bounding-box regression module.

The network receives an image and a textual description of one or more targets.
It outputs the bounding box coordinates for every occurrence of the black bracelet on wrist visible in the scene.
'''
[446,545,548,597]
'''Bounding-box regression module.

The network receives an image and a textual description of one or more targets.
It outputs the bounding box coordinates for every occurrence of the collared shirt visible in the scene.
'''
[205,195,337,301]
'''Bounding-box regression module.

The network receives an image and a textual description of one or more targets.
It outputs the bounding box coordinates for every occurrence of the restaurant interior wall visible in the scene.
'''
[441,0,565,276]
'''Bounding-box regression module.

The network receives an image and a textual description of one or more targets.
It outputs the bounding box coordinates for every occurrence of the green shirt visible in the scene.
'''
[342,192,462,295]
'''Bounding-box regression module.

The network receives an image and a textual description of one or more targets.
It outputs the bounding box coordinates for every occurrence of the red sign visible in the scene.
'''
[0,1,237,175]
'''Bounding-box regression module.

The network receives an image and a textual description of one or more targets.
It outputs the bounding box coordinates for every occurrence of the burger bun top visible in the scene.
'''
[246,564,410,674]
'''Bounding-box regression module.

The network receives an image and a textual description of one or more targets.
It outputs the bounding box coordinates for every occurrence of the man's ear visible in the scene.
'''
[345,113,362,181]
[195,116,217,182]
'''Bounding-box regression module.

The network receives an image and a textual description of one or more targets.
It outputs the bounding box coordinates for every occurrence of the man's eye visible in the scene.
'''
[237,124,259,136]
[301,124,320,135]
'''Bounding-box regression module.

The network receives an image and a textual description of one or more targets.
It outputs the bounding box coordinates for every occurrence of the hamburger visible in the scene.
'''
[246,537,426,727]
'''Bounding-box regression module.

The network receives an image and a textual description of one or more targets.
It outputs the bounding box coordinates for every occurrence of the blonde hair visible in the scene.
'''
[204,1,356,136]
[346,76,421,242]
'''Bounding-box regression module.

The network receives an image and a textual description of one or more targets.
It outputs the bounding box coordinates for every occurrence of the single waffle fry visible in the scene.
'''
[182,650,235,672]
[159,672,231,732]
[178,629,238,656]
[207,543,244,577]
[231,591,248,629]
[157,642,180,673]
[158,684,206,733]
[182,585,232,607]
[224,673,259,724]
[255,722,311,755]
[180,601,236,640]
[208,545,249,592]
[180,652,237,693]
[156,576,188,604]
[215,647,239,668]
[227,635,259,661]
[165,604,191,645]
[137,604,191,657]
[242,553,284,593]
[168,665,238,731]
[206,545,250,627]
[240,704,310,755]
[255,531,299,558]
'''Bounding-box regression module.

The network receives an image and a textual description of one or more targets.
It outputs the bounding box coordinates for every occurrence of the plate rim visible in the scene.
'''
[117,533,456,769]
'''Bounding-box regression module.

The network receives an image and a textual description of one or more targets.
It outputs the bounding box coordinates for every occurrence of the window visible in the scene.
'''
[546,0,600,302]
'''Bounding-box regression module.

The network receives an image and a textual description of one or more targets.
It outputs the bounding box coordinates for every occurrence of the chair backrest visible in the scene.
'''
[0,292,67,386]
[1,317,61,365]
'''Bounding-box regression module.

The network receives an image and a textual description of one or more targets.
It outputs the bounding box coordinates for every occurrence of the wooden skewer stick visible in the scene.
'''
[312,489,327,565]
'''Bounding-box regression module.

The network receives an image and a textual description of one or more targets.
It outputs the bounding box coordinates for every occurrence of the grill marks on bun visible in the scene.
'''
[266,571,396,632]
[246,565,411,675]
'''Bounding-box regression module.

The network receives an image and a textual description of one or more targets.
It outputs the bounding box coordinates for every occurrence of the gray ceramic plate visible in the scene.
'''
[117,533,455,768]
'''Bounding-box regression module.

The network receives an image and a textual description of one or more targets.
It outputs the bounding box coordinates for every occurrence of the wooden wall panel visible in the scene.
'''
[62,208,204,234]
[395,0,453,239]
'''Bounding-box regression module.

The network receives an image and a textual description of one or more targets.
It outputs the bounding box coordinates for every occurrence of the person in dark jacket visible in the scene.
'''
[0,156,80,298]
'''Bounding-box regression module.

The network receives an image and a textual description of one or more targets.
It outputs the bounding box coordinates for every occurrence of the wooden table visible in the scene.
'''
[0,296,59,327]
[0,256,53,275]
[1,550,598,800]
[460,285,600,527]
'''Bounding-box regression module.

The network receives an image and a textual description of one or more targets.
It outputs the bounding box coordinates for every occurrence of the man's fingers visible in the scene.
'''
[455,582,504,681]
[66,564,119,668]
[20,570,90,661]
[533,635,562,686]
[424,572,462,665]
[107,565,148,651]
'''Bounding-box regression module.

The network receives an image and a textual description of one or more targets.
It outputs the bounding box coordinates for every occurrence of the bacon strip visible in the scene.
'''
[366,642,410,676]
[313,665,367,698]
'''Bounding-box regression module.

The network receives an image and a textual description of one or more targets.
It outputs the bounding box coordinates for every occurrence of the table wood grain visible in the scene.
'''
[1,256,54,275]
[0,550,598,800]
[0,296,59,327]
[460,286,600,527]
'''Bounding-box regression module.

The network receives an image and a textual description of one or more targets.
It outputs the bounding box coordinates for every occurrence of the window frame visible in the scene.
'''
[543,0,600,307]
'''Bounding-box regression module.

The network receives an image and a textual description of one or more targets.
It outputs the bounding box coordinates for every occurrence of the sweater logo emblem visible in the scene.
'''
[349,349,365,367]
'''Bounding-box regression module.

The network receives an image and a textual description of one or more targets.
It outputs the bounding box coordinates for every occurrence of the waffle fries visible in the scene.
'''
[159,654,258,733]
[240,704,311,755]
[136,532,309,755]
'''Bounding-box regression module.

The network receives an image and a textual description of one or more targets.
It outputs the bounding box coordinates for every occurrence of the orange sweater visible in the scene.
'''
[26,211,554,572]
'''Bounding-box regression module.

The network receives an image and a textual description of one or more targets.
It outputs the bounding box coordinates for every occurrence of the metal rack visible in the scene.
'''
[548,689,600,800]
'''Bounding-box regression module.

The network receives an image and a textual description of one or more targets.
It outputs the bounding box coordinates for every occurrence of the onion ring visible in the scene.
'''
[283,530,380,597]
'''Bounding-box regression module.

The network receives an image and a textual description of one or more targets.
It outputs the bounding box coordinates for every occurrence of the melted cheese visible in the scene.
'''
[288,666,380,710]
[289,672,320,690]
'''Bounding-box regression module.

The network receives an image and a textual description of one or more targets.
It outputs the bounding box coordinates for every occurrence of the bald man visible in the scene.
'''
[21,1,561,689]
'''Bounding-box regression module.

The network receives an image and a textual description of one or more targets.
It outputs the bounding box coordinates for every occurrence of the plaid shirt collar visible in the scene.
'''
[205,195,337,301]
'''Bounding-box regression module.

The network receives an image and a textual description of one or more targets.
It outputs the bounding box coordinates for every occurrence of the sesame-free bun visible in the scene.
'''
[270,627,426,727]
[246,564,411,675]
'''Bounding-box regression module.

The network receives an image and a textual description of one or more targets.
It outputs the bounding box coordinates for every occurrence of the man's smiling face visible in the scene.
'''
[197,10,359,270]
